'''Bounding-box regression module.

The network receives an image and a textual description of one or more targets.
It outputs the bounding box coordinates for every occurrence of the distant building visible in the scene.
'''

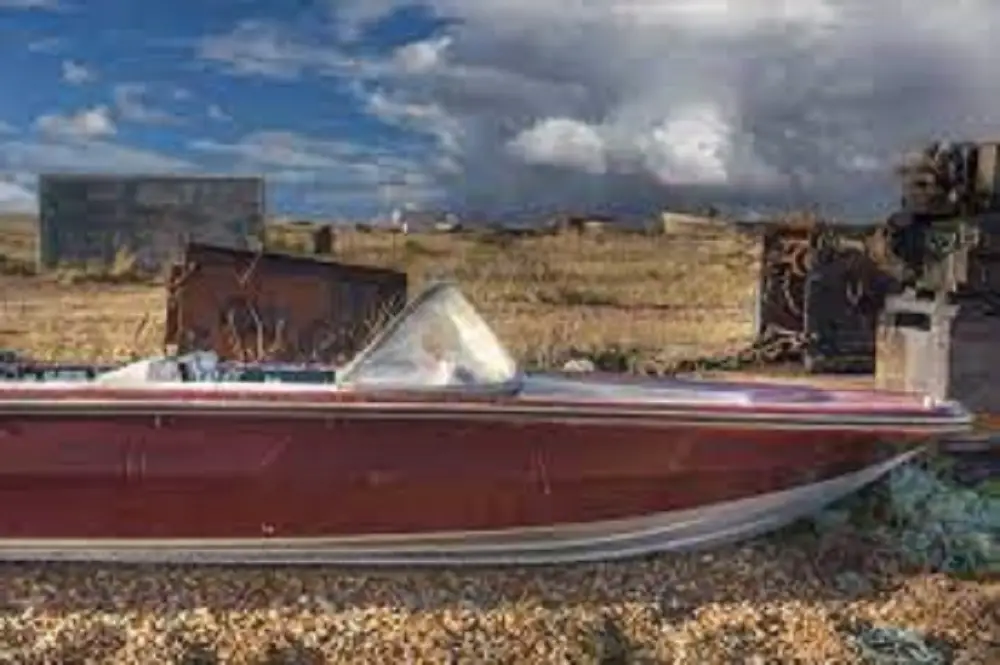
[550,213,615,234]
[659,210,732,235]
[394,209,460,233]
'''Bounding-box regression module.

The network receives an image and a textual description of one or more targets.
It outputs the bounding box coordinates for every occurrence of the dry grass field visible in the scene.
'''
[0,214,996,664]
[0,214,762,366]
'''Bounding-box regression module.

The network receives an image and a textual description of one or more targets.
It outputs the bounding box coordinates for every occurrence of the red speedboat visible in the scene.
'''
[0,283,972,565]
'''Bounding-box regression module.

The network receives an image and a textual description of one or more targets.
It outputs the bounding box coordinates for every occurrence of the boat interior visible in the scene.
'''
[0,283,956,411]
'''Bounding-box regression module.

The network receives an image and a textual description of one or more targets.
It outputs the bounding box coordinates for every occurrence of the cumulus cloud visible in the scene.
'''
[113,84,181,125]
[191,131,353,170]
[0,0,61,9]
[27,37,63,53]
[197,20,354,80]
[4,104,193,187]
[34,106,116,140]
[207,104,231,122]
[508,118,607,175]
[393,35,452,74]
[193,0,1000,219]
[190,130,443,209]
[1,138,195,173]
[0,179,36,213]
[61,60,94,84]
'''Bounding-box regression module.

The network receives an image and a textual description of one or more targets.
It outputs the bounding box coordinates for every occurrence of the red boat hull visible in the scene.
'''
[0,409,924,541]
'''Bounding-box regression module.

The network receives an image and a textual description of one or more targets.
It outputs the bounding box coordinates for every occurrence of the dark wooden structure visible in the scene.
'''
[803,226,896,373]
[755,223,811,345]
[37,174,265,271]
[164,243,407,363]
[752,221,893,373]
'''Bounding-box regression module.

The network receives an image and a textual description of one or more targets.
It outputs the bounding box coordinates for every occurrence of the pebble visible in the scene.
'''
[0,536,994,664]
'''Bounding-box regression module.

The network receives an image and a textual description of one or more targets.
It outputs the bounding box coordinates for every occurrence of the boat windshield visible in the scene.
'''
[337,282,520,392]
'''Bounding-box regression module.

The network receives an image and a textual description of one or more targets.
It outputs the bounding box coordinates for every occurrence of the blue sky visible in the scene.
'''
[0,0,453,218]
[0,1,997,221]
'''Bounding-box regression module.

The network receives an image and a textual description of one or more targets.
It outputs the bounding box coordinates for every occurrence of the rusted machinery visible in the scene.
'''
[877,141,1000,415]
[164,243,407,364]
[750,141,1000,376]
[886,141,1000,294]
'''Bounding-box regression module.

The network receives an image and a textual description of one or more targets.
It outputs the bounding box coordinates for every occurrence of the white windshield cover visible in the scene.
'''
[337,282,520,390]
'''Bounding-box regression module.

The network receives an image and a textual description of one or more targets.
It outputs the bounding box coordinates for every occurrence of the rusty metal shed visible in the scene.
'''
[37,174,265,271]
[165,243,408,363]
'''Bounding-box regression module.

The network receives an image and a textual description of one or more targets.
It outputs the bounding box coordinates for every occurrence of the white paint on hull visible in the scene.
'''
[0,451,920,567]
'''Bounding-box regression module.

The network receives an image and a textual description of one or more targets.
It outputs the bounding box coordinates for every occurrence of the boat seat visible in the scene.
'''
[93,351,220,386]
[177,351,220,382]
[93,358,183,385]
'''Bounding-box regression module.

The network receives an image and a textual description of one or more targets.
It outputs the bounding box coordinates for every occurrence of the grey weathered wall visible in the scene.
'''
[875,295,957,400]
[37,174,265,270]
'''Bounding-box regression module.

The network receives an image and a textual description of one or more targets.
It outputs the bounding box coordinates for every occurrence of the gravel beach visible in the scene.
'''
[0,531,995,664]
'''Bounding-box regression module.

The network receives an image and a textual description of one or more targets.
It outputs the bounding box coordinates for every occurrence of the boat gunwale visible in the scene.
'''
[0,381,968,413]
[0,395,972,433]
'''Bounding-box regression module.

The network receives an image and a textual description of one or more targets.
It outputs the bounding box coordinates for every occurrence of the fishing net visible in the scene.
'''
[845,623,953,665]
[809,459,997,663]
[885,462,999,575]
[813,457,998,577]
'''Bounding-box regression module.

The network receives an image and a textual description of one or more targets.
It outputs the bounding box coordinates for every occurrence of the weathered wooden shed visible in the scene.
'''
[37,174,265,271]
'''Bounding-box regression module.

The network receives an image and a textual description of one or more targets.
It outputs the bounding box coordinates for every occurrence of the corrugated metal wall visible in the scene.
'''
[164,243,408,363]
[37,174,265,270]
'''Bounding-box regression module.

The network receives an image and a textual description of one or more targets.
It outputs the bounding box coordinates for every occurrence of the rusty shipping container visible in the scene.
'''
[37,174,265,271]
[165,243,407,363]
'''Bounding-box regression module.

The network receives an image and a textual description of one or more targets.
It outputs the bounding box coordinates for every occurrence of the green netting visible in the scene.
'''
[811,459,996,663]
[815,458,999,577]
[846,624,951,665]
[887,463,998,575]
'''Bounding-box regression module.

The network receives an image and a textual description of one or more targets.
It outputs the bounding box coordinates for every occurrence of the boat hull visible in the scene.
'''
[0,372,969,565]
[0,402,930,565]
[0,407,924,539]
[0,450,917,566]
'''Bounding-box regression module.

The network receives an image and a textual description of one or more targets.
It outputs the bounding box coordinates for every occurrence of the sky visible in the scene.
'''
[0,0,999,222]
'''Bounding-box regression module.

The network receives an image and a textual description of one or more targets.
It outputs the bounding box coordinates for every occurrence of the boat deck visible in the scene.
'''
[693,369,998,486]
[686,370,875,391]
